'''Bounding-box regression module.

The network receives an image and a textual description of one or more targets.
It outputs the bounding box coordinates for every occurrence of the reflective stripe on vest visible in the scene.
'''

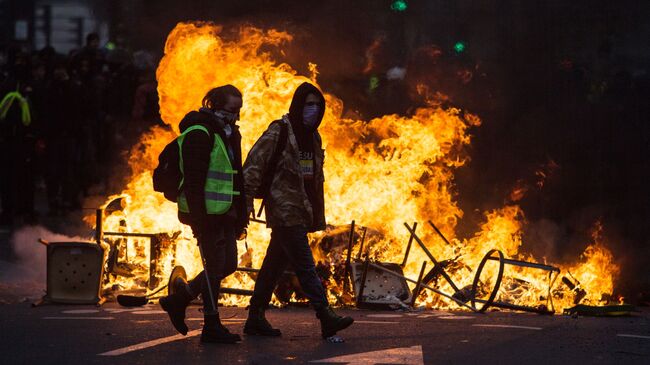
[0,90,31,126]
[176,125,239,215]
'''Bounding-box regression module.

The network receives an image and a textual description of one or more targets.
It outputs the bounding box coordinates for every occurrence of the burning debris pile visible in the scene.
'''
[86,22,619,313]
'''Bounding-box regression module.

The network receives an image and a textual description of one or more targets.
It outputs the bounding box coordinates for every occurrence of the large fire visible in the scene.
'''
[92,22,619,311]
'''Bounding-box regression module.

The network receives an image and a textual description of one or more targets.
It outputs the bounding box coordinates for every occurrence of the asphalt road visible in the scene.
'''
[1,302,649,364]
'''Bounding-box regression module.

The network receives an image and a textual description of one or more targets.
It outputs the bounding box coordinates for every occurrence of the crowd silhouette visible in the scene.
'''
[0,33,161,226]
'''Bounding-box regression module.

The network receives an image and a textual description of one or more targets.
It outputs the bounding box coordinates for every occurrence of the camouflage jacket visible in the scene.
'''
[243,115,326,231]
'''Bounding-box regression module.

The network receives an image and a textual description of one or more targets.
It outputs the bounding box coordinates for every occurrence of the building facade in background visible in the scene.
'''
[0,0,141,54]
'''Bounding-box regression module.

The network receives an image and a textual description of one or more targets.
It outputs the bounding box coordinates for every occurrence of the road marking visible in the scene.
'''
[438,316,475,320]
[62,309,100,314]
[105,308,150,313]
[131,310,167,315]
[416,314,436,318]
[311,345,423,365]
[43,317,114,320]
[366,314,403,318]
[186,318,245,322]
[99,329,201,356]
[618,334,650,340]
[472,324,542,330]
[417,313,446,318]
[295,320,401,326]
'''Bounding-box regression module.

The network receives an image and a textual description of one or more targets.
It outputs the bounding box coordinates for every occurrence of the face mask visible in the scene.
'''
[302,104,320,129]
[214,110,239,124]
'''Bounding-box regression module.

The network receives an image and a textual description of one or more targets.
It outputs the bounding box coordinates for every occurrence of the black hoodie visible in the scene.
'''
[287,82,326,224]
[288,82,326,148]
[177,108,247,233]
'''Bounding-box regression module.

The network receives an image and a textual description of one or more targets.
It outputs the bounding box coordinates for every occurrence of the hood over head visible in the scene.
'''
[288,82,325,132]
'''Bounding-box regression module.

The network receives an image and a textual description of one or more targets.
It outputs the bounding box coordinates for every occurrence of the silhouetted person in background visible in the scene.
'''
[44,61,83,213]
[0,50,36,225]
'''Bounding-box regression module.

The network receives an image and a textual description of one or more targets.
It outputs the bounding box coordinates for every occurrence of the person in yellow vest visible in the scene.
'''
[160,85,248,344]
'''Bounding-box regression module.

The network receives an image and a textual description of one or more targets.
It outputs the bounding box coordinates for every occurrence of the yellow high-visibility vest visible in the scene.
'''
[177,125,239,215]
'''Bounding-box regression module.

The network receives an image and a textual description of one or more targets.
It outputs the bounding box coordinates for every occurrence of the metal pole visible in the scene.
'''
[428,220,451,246]
[236,267,260,273]
[368,262,478,312]
[411,261,427,308]
[486,256,560,272]
[196,242,218,314]
[547,270,560,313]
[257,201,265,218]
[104,232,159,238]
[95,209,104,245]
[356,227,368,260]
[343,220,355,288]
[220,287,254,296]
[401,222,417,267]
[148,236,157,290]
[356,257,370,307]
[472,299,554,315]
[404,223,461,294]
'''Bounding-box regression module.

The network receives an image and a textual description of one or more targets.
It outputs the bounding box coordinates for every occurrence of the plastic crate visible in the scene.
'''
[45,242,105,304]
[350,262,411,305]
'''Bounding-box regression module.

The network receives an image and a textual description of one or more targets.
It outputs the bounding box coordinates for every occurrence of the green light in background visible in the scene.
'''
[105,41,116,51]
[369,76,380,92]
[453,41,466,53]
[391,0,408,12]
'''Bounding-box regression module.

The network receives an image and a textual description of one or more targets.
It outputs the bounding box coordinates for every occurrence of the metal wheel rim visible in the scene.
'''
[471,249,505,312]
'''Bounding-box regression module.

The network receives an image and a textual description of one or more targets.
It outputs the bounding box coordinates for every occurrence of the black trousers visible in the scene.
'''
[187,225,238,315]
[250,225,328,309]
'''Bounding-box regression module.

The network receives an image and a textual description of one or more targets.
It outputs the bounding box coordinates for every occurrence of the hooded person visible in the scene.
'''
[159,84,248,344]
[242,82,354,339]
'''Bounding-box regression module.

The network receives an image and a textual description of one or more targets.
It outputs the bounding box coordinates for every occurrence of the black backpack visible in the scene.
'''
[153,126,213,202]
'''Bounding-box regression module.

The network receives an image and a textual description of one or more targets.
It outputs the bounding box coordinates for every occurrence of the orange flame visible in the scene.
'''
[91,22,619,311]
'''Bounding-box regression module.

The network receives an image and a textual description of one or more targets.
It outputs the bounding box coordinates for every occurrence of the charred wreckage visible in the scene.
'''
[32,195,628,317]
